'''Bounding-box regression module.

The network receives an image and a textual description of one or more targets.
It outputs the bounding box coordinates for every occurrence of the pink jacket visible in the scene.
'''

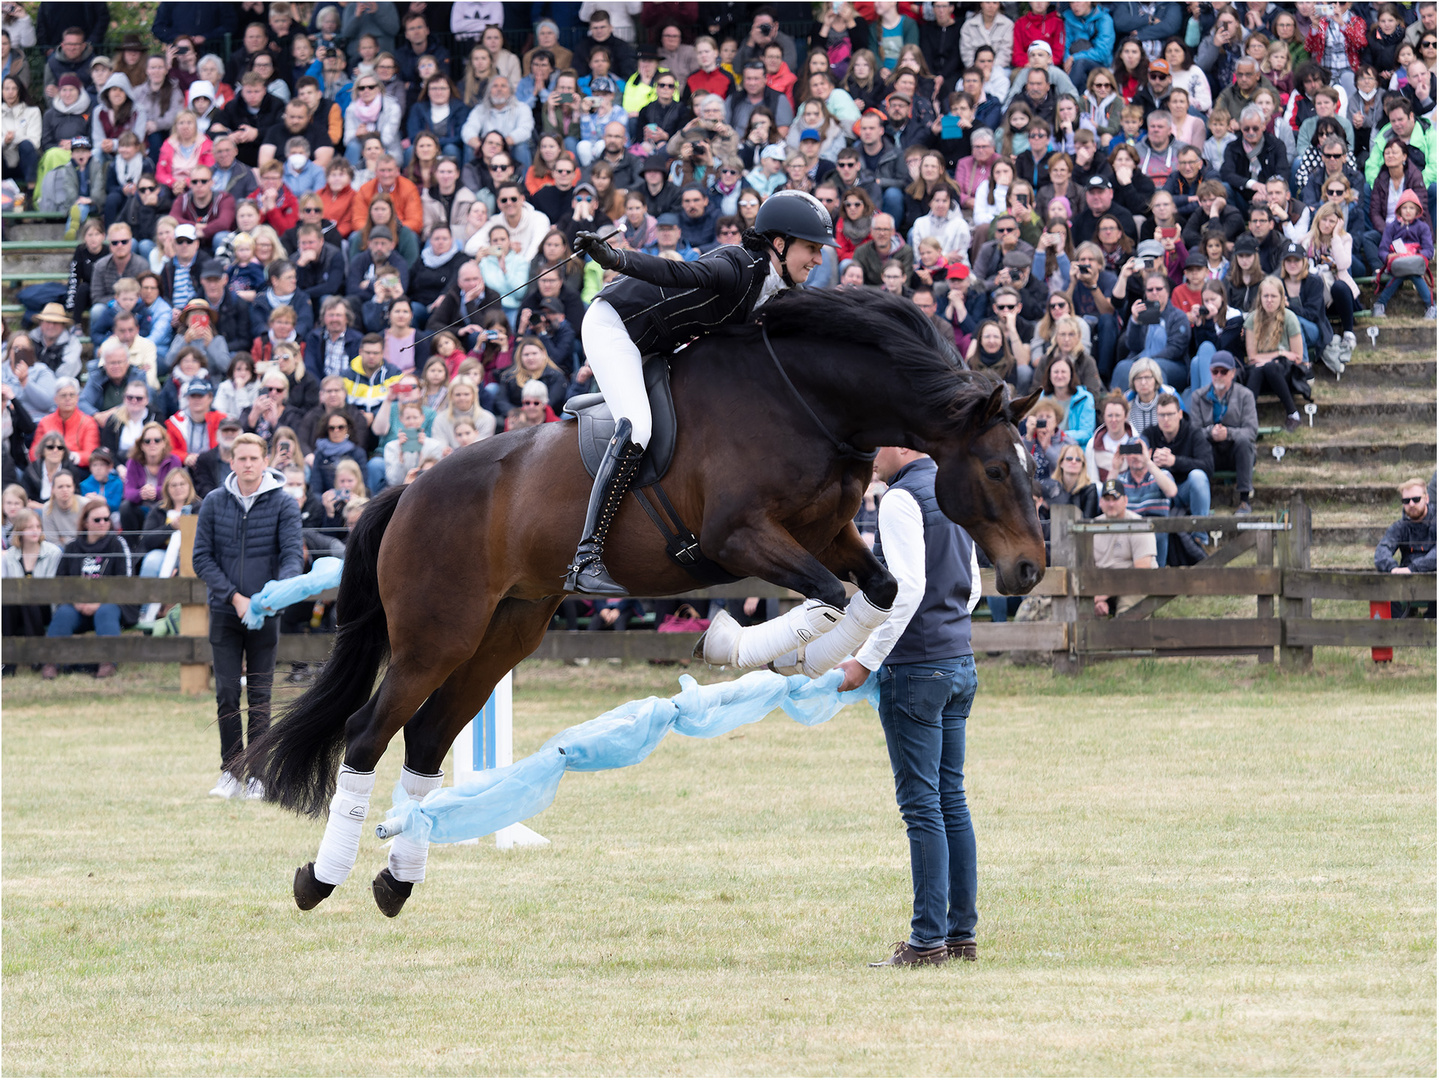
[156,137,215,188]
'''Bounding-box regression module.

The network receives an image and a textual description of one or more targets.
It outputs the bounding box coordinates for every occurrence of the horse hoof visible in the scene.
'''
[372,867,413,918]
[294,862,335,911]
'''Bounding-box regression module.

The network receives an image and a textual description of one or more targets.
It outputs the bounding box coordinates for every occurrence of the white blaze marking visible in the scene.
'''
[1014,441,1027,473]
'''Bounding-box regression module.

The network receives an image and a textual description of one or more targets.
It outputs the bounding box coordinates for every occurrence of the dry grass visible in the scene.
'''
[2,657,1434,1076]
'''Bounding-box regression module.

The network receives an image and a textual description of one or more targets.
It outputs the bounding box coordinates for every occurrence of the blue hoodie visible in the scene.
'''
[1062,7,1115,66]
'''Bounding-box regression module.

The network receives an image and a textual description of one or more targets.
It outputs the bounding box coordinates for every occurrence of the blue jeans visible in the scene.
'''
[876,654,979,949]
[1375,273,1435,308]
[1295,314,1322,364]
[139,548,168,577]
[1188,341,1215,405]
[880,185,904,221]
[47,602,122,638]
[984,596,1022,624]
[1091,313,1120,384]
[365,456,389,495]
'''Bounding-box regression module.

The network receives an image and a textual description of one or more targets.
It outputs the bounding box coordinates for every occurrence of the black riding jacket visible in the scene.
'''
[595,242,779,355]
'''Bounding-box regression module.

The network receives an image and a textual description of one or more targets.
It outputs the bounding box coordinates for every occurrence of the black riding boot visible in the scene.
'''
[565,417,645,596]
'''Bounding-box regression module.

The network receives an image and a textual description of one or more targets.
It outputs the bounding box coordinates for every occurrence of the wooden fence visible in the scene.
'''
[3,498,1431,688]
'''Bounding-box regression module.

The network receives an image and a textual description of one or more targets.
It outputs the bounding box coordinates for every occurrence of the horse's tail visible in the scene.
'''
[239,484,407,817]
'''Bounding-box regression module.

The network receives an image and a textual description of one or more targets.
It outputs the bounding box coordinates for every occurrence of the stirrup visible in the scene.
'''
[565,419,644,595]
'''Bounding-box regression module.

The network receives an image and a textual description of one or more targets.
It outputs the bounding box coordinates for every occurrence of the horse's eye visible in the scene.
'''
[985,466,1004,481]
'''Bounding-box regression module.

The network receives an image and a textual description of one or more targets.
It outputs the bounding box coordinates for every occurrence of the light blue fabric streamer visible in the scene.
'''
[242,556,344,629]
[379,667,880,845]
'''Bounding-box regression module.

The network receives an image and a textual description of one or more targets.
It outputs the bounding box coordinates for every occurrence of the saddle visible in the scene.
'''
[562,358,737,585]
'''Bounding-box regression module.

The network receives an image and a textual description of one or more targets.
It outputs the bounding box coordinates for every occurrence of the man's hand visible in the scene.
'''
[1211,423,1229,442]
[597,606,620,626]
[232,593,251,619]
[1392,566,1413,574]
[75,601,101,616]
[575,231,622,270]
[1094,596,1110,616]
[837,658,871,691]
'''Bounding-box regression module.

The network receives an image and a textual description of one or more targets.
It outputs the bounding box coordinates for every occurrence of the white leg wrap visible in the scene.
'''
[388,767,444,884]
[312,766,377,887]
[796,593,893,678]
[702,598,846,668]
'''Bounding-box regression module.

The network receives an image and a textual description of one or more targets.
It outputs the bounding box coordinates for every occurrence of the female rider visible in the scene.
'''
[566,190,837,595]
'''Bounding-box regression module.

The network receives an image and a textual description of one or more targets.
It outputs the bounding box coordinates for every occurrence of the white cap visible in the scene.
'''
[175,223,198,240]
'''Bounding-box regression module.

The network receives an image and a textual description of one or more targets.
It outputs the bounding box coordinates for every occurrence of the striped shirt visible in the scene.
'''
[1118,467,1173,518]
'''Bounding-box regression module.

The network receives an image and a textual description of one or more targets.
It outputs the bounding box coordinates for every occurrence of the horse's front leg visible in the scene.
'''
[694,517,890,671]
[775,524,896,678]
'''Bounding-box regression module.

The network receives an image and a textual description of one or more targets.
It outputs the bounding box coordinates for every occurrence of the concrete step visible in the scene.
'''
[1351,323,1435,350]
[1277,440,1436,465]
[1258,399,1436,424]
[1,213,68,242]
[1314,524,1388,545]
[3,247,75,273]
[1253,482,1401,506]
[1325,357,1436,387]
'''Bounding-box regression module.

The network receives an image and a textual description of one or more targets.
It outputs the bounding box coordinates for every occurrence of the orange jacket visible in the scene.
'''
[351,176,423,237]
[320,186,358,237]
[32,409,100,468]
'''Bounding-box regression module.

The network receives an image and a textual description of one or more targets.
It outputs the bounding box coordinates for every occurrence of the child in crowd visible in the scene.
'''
[1114,104,1144,150]
[90,277,147,343]
[1202,108,1235,175]
[80,447,123,520]
[1372,191,1437,319]
[226,233,266,301]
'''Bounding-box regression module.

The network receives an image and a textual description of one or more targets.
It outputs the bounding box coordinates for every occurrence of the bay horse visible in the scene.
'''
[239,289,1045,916]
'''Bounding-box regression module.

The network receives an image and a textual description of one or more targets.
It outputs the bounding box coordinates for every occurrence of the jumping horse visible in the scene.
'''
[238,289,1046,917]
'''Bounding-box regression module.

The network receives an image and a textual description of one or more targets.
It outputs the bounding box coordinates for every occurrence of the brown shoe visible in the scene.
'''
[94,662,117,679]
[40,664,58,680]
[869,941,948,967]
[948,939,978,961]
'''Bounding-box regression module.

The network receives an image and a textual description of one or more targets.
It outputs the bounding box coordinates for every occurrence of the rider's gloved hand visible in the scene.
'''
[575,231,623,271]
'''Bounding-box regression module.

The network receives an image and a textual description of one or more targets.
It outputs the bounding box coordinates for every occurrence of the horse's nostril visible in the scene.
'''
[1017,560,1040,589]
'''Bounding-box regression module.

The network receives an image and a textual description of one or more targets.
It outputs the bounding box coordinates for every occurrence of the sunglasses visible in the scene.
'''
[1049,302,1068,310]
[993,303,1017,312]
[1402,495,1425,504]
[43,442,65,451]
[87,515,111,525]
[264,386,287,395]
[523,398,545,405]
[1092,81,1112,89]
[141,436,165,444]
[109,238,131,245]
[574,193,593,201]
[1209,367,1231,376]
[175,236,197,244]
[191,177,211,184]
[124,394,147,402]
[1241,125,1263,133]
[1322,152,1344,159]
[1149,72,1169,80]
[492,162,513,170]
[1424,39,1437,46]
[1326,188,1346,196]
[138,185,157,193]
[720,167,739,175]
[357,83,379,91]
[302,205,323,212]
[498,196,520,204]
[327,424,349,431]
[657,82,676,89]
[995,226,1017,233]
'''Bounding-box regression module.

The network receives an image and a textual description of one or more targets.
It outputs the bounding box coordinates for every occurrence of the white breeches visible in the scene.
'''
[582,299,651,449]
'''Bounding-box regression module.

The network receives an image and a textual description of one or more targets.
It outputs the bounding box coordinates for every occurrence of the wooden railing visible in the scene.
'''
[3,497,1431,686]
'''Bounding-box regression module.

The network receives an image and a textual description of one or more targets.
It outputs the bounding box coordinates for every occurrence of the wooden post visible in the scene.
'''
[1279,495,1313,670]
[177,514,210,695]
[1048,505,1080,675]
[1255,527,1274,664]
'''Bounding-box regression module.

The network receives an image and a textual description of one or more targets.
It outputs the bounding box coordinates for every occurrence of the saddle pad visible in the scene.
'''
[563,357,677,489]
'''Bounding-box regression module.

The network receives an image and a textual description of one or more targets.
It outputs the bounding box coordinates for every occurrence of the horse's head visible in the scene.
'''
[932,382,1046,596]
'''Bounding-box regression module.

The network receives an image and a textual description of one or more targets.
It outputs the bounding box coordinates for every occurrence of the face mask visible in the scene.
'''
[288,153,309,173]
[284,483,306,501]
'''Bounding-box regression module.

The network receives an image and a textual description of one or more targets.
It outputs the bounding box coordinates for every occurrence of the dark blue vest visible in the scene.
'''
[873,457,975,664]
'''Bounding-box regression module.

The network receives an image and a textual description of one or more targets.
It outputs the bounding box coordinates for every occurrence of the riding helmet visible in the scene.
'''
[753,190,837,247]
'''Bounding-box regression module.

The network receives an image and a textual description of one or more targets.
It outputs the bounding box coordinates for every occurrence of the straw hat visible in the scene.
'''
[34,303,72,325]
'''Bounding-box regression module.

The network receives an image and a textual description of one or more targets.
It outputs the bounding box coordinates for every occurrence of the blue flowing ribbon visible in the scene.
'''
[242,557,345,629]
[377,668,881,846]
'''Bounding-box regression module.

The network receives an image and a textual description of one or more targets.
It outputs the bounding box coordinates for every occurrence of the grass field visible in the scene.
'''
[3,653,1434,1076]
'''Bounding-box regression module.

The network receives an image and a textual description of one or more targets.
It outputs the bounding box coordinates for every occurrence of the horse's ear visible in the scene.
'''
[1007,388,1042,426]
[981,381,1008,424]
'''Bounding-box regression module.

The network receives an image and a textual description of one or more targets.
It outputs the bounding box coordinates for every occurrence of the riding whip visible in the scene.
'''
[403,225,622,352]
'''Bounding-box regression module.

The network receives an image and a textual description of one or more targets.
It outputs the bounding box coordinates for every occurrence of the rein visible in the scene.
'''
[759,323,877,463]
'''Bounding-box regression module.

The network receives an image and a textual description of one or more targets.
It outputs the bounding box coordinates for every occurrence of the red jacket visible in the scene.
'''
[686,67,733,100]
[319,185,358,238]
[173,190,237,243]
[165,410,227,457]
[351,176,424,236]
[1304,15,1368,75]
[263,184,301,234]
[32,409,100,467]
[1012,11,1065,68]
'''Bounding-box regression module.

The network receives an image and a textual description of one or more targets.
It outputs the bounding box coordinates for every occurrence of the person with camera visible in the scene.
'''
[1112,268,1191,393]
[1065,241,1121,384]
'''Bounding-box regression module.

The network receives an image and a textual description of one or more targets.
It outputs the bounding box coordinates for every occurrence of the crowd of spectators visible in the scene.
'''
[1,0,1436,652]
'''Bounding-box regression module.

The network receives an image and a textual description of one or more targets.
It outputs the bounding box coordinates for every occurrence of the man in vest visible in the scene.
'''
[838,445,984,967]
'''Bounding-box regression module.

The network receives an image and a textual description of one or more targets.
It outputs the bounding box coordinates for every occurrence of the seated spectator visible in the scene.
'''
[164,376,226,467]
[1021,398,1075,478]
[28,303,82,382]
[316,457,367,533]
[1091,479,1158,618]
[2,509,63,646]
[138,466,202,576]
[343,333,403,421]
[297,377,367,455]
[1189,351,1257,514]
[41,468,82,545]
[273,341,319,414]
[319,157,358,237]
[1048,442,1100,519]
[2,76,41,194]
[21,433,81,507]
[40,74,91,153]
[344,71,403,161]
[121,420,184,531]
[171,164,235,252]
[1034,314,1102,398]
[965,317,1031,392]
[32,377,98,467]
[431,376,495,448]
[156,109,214,189]
[346,225,411,311]
[1143,391,1216,541]
[421,157,477,237]
[1303,203,1360,369]
[80,444,123,521]
[96,380,158,463]
[382,399,444,487]
[1244,274,1308,433]
[1039,354,1096,444]
[1113,272,1191,392]
[1084,392,1141,486]
[255,159,301,234]
[1375,479,1437,615]
[357,190,420,264]
[505,378,561,431]
[305,298,364,383]
[1221,105,1290,210]
[1125,357,1176,435]
[478,222,531,323]
[245,366,306,443]
[1277,242,1331,371]
[78,339,145,424]
[853,212,912,286]
[309,412,368,498]
[1187,279,1246,400]
[191,418,240,499]
[1372,189,1436,319]
[1116,440,1178,566]
[492,337,568,417]
[43,495,131,680]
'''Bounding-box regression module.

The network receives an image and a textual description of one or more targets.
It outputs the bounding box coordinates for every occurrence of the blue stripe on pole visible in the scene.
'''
[479,691,497,771]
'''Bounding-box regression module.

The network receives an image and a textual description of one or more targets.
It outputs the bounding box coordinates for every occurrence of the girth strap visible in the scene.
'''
[632,483,738,586]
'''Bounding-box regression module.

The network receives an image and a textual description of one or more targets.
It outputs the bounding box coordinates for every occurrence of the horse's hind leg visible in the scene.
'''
[296,644,478,910]
[373,596,563,918]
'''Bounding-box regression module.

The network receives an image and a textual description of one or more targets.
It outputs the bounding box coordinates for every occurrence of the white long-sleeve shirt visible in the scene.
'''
[854,486,981,671]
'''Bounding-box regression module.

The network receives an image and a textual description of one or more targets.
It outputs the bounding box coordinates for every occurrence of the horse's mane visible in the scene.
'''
[751,287,999,428]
